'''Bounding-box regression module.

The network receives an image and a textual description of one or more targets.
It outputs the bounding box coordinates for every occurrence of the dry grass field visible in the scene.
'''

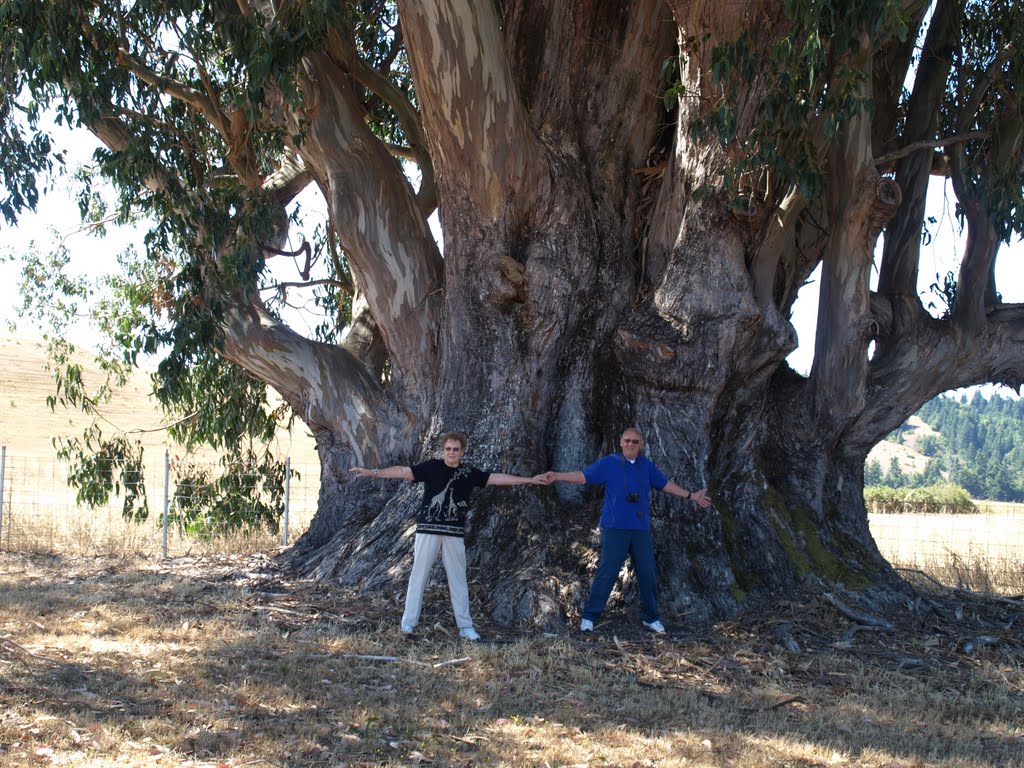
[0,334,319,462]
[2,334,1024,766]
[869,506,1024,596]
[0,334,321,554]
[1,551,1023,768]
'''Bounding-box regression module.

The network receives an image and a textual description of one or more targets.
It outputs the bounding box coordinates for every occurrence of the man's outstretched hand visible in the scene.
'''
[689,489,712,509]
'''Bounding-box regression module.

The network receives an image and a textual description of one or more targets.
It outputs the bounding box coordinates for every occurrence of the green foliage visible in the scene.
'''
[2,0,369,534]
[16,244,95,347]
[0,0,368,332]
[869,393,1024,502]
[14,237,295,531]
[943,0,1024,242]
[687,0,907,200]
[916,433,940,457]
[55,426,149,520]
[885,456,905,487]
[864,483,976,515]
[917,393,1024,502]
[169,449,290,535]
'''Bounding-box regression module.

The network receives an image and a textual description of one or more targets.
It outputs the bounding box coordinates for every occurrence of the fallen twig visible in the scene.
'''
[0,637,84,672]
[767,695,806,710]
[247,603,311,618]
[895,568,1024,607]
[612,635,630,659]
[341,653,471,669]
[823,592,894,629]
[449,734,488,745]
[432,656,471,668]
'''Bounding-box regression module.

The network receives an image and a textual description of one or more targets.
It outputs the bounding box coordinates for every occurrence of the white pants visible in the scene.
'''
[401,533,474,630]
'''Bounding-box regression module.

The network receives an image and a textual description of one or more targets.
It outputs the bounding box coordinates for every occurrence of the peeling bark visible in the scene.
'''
[68,0,1023,627]
[277,0,1021,625]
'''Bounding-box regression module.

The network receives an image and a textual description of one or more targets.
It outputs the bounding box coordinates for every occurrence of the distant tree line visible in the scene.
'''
[864,393,1024,503]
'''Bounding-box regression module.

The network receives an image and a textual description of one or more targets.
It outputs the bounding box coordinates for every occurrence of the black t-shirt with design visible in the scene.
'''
[411,459,491,537]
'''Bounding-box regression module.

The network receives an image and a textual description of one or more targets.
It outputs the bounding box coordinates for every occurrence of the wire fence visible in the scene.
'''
[868,505,1024,593]
[0,446,320,557]
[1,444,1021,591]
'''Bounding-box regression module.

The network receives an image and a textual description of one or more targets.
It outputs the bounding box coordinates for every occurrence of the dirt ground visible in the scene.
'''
[1,551,1023,767]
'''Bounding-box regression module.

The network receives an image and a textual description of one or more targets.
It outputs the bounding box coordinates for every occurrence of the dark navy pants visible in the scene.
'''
[582,528,660,623]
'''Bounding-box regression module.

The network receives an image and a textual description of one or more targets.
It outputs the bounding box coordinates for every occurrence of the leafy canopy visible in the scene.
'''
[1,0,411,528]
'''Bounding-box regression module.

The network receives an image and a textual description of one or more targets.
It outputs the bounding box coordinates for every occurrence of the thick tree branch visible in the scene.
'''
[324,26,436,215]
[876,0,960,303]
[263,151,313,207]
[871,2,931,156]
[263,278,350,293]
[951,203,1000,332]
[854,298,1024,453]
[750,186,806,308]
[397,0,540,219]
[810,72,878,433]
[988,303,1024,335]
[218,300,384,443]
[291,51,443,410]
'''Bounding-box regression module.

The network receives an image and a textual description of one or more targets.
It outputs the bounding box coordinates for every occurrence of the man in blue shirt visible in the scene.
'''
[544,427,711,634]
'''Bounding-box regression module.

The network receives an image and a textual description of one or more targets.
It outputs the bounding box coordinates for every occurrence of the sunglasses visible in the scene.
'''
[622,438,641,445]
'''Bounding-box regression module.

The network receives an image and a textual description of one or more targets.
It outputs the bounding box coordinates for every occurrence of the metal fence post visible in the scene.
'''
[283,456,291,546]
[162,449,170,559]
[0,446,6,549]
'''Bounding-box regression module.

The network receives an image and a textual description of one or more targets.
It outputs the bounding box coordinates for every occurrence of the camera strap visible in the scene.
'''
[620,455,645,518]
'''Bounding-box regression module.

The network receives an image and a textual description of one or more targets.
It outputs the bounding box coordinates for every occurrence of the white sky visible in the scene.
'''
[2,126,1022,397]
[787,179,1024,398]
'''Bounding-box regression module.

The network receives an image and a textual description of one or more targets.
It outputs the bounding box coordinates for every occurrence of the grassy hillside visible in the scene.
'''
[0,334,318,465]
[866,416,932,477]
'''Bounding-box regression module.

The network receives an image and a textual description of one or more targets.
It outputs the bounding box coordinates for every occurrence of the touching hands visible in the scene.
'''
[531,473,553,485]
[689,489,712,509]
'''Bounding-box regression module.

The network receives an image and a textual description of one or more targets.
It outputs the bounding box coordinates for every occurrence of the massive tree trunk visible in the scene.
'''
[27,0,1024,628]
[280,0,907,627]
[272,0,1024,627]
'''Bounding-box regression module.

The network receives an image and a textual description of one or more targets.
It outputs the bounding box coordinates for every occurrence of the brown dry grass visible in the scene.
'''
[869,508,1024,596]
[0,334,321,555]
[2,552,1023,768]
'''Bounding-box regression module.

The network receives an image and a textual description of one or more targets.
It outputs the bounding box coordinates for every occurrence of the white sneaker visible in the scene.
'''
[400,623,415,636]
[459,627,481,641]
[579,619,594,632]
[643,620,666,634]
